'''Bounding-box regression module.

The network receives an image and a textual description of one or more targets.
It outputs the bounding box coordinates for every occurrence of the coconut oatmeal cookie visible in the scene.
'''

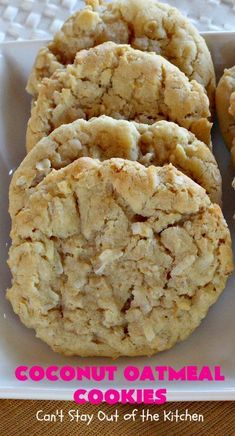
[216,66,235,163]
[26,42,212,152]
[10,117,221,220]
[27,0,216,107]
[7,158,233,357]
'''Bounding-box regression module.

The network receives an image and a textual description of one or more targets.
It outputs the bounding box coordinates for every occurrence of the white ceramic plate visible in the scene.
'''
[0,33,234,401]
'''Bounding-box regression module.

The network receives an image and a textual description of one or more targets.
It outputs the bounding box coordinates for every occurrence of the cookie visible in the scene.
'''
[7,158,233,357]
[26,0,216,107]
[26,42,212,152]
[216,66,235,163]
[11,117,221,220]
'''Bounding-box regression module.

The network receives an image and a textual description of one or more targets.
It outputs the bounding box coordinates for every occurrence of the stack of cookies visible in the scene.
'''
[7,0,233,357]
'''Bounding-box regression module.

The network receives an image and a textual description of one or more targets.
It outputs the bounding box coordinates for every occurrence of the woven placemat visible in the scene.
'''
[0,400,235,435]
[0,0,235,43]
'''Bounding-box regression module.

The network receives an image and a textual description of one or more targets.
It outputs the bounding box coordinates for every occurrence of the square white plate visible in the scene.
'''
[0,32,235,401]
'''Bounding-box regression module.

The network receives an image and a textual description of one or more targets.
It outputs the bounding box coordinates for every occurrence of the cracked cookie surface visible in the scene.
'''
[216,66,235,164]
[7,158,233,357]
[27,0,215,107]
[11,116,221,220]
[26,42,212,152]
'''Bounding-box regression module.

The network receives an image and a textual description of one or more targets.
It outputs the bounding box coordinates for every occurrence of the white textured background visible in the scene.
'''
[0,0,235,42]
